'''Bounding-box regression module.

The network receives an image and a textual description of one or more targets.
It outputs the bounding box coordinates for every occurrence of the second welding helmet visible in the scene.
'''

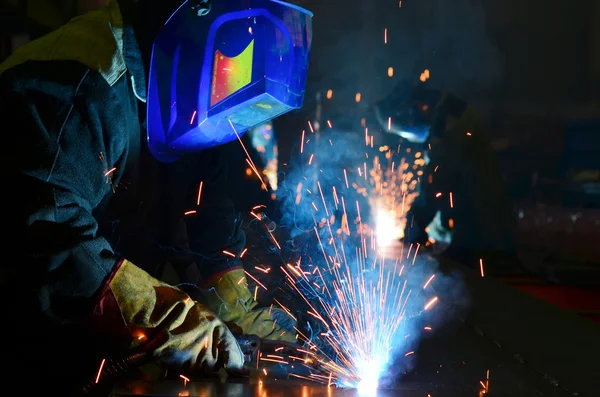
[147,0,313,162]
[374,80,433,144]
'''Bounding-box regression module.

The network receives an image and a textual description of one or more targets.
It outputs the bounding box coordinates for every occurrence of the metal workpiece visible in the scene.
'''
[109,321,574,397]
[108,257,599,397]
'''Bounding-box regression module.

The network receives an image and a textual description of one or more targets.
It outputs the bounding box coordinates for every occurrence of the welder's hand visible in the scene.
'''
[153,301,246,375]
[93,260,245,374]
[425,211,454,245]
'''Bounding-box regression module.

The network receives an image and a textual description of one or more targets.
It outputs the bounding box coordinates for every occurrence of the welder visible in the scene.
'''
[0,0,311,394]
[375,80,517,270]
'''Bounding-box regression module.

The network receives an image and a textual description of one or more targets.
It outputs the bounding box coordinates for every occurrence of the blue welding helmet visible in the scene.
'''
[147,0,313,162]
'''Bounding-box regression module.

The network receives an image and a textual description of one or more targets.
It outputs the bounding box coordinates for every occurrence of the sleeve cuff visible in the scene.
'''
[88,258,131,339]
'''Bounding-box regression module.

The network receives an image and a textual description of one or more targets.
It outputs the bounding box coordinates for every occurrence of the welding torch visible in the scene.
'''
[81,336,254,394]
[81,335,317,395]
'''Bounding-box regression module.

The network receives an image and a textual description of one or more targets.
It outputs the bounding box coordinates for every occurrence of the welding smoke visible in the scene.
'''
[278,130,365,242]
[277,129,469,388]
[297,0,503,110]
[393,0,504,96]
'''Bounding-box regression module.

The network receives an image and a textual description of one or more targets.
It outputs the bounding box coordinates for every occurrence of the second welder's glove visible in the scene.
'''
[93,260,245,373]
[201,268,298,343]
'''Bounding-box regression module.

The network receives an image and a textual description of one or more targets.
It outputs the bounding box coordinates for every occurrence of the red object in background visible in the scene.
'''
[501,277,600,323]
[516,206,600,264]
[513,205,600,323]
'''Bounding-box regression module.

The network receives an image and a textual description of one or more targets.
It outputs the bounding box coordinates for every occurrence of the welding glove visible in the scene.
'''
[94,260,245,373]
[202,268,297,343]
[425,210,454,252]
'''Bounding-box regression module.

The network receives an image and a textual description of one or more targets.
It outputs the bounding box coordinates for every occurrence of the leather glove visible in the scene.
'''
[93,260,245,374]
[201,268,298,343]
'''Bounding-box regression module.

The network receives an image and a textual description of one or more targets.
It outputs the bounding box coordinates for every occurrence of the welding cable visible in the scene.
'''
[81,351,152,395]
[80,332,167,395]
[81,336,257,395]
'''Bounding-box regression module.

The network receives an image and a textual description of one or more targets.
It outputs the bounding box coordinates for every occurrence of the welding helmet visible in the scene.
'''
[374,80,433,144]
[147,0,313,162]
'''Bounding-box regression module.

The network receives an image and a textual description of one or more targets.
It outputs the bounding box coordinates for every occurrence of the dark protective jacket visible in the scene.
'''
[0,1,241,391]
[405,93,517,263]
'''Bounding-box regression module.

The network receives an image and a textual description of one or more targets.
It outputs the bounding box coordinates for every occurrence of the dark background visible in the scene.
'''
[273,0,600,270]
[2,0,599,294]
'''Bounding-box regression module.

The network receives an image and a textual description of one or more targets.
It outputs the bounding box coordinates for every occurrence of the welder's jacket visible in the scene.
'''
[407,94,517,259]
[0,1,240,391]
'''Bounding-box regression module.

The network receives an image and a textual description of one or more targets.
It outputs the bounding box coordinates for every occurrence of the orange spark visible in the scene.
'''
[180,374,190,385]
[229,119,267,190]
[423,274,435,289]
[95,358,106,384]
[424,296,438,310]
[479,258,485,277]
[244,270,268,290]
[196,181,203,206]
